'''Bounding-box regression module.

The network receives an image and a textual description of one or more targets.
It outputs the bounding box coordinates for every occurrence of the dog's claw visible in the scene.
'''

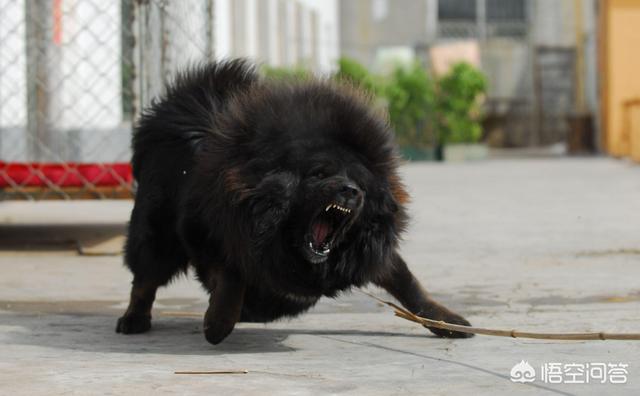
[422,312,474,338]
[116,314,151,334]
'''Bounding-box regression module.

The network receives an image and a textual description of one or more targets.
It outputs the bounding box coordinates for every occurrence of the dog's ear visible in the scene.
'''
[248,171,298,212]
[375,172,409,215]
[246,171,299,240]
[388,172,410,206]
[223,168,298,205]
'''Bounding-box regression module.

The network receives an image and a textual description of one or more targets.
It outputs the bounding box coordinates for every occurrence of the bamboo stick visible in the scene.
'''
[362,291,640,341]
[174,370,248,375]
[160,295,640,341]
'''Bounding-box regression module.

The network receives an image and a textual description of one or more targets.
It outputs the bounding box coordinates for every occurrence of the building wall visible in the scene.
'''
[600,0,640,159]
[340,0,432,69]
[340,0,592,96]
[531,0,575,46]
[339,0,600,147]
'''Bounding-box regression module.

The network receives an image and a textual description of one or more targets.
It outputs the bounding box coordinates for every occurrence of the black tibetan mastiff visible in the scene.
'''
[116,59,471,344]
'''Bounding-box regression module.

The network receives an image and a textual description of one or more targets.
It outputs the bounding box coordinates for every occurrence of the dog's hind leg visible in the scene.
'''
[116,277,160,334]
[116,209,189,334]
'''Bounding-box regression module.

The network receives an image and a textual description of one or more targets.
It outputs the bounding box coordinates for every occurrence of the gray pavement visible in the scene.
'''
[1,158,639,395]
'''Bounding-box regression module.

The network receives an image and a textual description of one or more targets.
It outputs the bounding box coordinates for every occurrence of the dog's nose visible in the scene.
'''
[339,182,362,199]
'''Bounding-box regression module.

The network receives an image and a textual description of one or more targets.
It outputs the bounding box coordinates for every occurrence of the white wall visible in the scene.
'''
[0,0,26,129]
[56,0,122,130]
[298,0,339,73]
[165,0,213,70]
[0,0,123,161]
[215,0,339,73]
[214,0,232,58]
[0,0,27,160]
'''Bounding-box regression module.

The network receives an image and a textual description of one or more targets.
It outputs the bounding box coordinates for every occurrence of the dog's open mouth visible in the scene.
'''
[306,203,353,260]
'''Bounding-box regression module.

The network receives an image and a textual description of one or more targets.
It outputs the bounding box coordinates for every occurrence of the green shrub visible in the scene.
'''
[384,63,436,149]
[335,58,437,149]
[335,57,381,95]
[258,60,488,152]
[435,62,487,144]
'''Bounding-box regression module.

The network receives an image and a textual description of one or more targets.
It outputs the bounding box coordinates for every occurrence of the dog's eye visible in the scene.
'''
[309,170,326,179]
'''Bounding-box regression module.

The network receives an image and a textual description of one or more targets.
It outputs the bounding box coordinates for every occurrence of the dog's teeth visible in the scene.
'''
[326,204,352,214]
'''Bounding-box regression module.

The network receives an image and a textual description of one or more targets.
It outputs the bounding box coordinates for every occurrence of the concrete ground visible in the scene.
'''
[1,158,639,395]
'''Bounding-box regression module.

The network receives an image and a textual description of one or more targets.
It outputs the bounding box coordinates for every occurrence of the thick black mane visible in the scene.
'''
[128,59,407,321]
[118,59,472,344]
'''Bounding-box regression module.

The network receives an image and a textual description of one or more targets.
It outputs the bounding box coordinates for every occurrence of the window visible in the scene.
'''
[487,0,526,21]
[438,0,476,21]
[437,0,527,39]
[486,0,526,37]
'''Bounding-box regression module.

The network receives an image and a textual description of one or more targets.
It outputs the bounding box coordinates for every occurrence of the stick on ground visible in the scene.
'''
[174,370,248,375]
[361,290,640,341]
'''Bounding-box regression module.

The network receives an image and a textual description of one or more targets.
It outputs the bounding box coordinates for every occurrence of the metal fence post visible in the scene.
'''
[25,0,53,161]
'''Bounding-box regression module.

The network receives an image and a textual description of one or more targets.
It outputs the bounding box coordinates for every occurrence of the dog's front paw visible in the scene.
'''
[116,314,151,334]
[203,320,236,345]
[421,310,474,339]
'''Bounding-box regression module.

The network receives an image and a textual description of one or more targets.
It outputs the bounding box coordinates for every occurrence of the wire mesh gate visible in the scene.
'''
[0,0,215,200]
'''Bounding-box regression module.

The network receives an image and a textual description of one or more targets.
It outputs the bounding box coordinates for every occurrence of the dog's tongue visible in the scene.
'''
[312,220,331,246]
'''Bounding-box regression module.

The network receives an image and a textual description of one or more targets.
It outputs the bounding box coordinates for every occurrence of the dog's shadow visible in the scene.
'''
[3,312,429,356]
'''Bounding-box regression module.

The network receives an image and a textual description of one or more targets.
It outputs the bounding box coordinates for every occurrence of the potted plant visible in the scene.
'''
[384,63,438,161]
[335,57,382,95]
[335,58,488,162]
[435,62,488,162]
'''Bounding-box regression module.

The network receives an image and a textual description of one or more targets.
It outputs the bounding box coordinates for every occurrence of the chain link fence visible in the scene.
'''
[0,0,593,200]
[0,0,214,200]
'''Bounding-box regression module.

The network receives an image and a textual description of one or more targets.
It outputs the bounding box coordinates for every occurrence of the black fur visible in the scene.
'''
[116,59,472,344]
